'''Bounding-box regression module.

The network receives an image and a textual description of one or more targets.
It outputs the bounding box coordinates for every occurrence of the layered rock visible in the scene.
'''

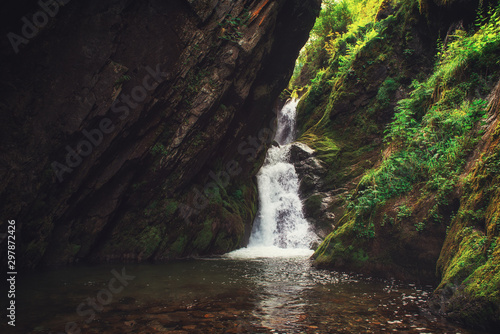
[0,0,321,268]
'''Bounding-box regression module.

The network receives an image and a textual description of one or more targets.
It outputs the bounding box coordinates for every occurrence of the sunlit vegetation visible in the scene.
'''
[300,0,500,328]
[348,1,500,237]
[296,0,500,238]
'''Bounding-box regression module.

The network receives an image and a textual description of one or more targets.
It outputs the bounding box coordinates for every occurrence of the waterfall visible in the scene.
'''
[229,99,318,258]
[274,99,298,145]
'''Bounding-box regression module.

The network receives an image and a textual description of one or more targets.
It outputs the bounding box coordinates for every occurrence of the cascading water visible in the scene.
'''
[229,99,318,258]
[274,99,298,145]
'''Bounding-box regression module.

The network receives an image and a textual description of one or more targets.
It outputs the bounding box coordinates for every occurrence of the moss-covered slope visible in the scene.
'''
[432,84,500,329]
[291,0,500,329]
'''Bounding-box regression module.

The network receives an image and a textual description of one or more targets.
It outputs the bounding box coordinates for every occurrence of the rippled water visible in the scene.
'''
[1,254,482,333]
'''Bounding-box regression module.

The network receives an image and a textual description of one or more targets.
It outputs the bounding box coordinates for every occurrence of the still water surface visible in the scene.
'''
[2,251,482,333]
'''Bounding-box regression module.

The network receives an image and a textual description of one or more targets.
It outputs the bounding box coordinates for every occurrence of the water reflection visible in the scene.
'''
[0,257,483,334]
[249,257,312,330]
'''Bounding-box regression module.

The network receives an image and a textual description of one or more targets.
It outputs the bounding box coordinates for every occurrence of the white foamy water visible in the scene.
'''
[227,99,318,259]
[274,98,298,145]
[227,246,314,259]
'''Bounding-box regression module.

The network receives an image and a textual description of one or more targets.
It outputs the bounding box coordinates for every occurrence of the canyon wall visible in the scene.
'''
[0,0,321,268]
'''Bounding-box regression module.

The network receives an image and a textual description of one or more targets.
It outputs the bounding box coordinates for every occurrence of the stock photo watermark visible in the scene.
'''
[51,64,168,183]
[7,0,71,54]
[5,220,17,327]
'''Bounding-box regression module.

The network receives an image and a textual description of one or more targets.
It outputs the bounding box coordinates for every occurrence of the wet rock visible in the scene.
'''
[289,142,335,237]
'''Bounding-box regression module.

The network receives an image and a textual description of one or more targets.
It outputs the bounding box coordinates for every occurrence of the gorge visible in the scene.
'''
[1,95,476,334]
[1,0,500,332]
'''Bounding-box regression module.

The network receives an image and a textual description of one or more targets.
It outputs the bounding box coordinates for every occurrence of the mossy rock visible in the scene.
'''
[192,219,214,253]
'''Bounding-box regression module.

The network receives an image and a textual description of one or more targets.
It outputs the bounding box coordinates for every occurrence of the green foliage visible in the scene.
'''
[436,2,500,78]
[382,213,395,226]
[151,143,169,157]
[300,2,500,326]
[376,77,400,108]
[312,0,352,39]
[343,3,500,238]
[114,74,131,87]
[457,208,486,226]
[232,189,243,200]
[348,95,487,235]
[294,0,500,246]
[356,219,376,239]
[138,226,162,257]
[295,0,401,148]
[397,204,412,219]
[289,0,384,88]
[414,221,426,232]
[218,10,250,42]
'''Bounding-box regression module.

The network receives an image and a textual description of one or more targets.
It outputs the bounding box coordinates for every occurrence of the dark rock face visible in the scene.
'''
[0,0,321,268]
[289,143,334,238]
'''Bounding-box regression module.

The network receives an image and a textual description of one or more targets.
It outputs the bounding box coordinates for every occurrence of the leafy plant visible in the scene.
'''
[150,143,169,157]
[218,11,250,42]
[415,221,426,232]
[397,204,412,220]
[114,74,131,87]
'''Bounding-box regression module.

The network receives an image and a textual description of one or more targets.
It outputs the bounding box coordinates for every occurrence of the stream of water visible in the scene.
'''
[1,101,482,333]
[236,99,318,255]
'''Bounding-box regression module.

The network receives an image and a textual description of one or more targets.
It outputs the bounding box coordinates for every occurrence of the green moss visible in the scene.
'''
[464,242,500,301]
[314,222,371,268]
[214,230,234,253]
[350,246,370,263]
[165,201,178,217]
[193,219,213,252]
[435,99,500,327]
[438,228,487,288]
[138,226,163,257]
[313,217,366,266]
[170,234,188,256]
[299,132,340,166]
[150,143,169,157]
[314,232,342,266]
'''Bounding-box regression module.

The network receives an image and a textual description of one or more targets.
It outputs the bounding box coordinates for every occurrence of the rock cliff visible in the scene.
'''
[0,0,321,268]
